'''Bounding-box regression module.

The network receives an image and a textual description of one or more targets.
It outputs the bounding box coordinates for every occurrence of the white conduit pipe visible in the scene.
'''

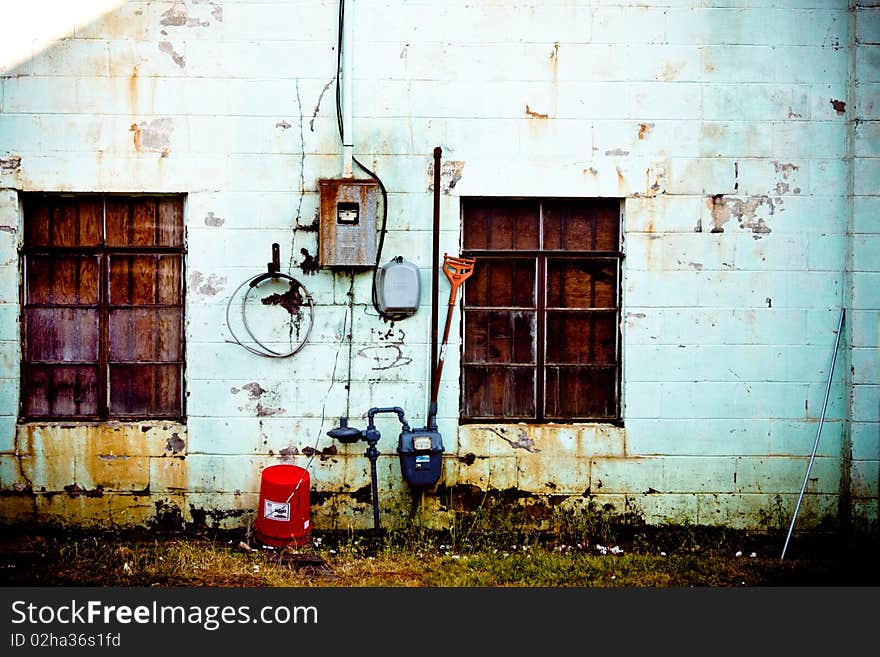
[342,0,354,177]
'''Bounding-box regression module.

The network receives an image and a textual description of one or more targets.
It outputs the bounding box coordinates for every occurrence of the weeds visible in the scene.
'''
[2,515,877,588]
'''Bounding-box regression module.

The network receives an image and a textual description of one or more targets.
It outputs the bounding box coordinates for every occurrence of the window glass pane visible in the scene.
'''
[543,199,619,251]
[22,365,98,417]
[26,255,100,305]
[109,364,181,416]
[546,259,617,308]
[23,195,103,248]
[464,310,535,364]
[24,308,99,362]
[546,311,617,364]
[106,196,184,247]
[594,201,620,251]
[464,258,535,308]
[463,365,535,419]
[544,366,616,419]
[109,308,182,362]
[543,200,595,251]
[109,254,182,306]
[462,199,539,250]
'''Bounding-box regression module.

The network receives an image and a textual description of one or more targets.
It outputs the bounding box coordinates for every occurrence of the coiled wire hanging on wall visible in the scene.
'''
[225,243,315,358]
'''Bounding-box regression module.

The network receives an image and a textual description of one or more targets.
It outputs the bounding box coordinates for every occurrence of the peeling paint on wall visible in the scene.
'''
[158,41,185,68]
[161,0,221,27]
[427,160,465,194]
[488,427,541,453]
[708,195,778,238]
[772,161,800,195]
[0,156,22,173]
[130,118,174,156]
[232,383,286,417]
[299,248,320,275]
[310,79,335,131]
[160,4,189,27]
[165,433,186,454]
[204,211,225,227]
[188,271,227,296]
[261,282,304,315]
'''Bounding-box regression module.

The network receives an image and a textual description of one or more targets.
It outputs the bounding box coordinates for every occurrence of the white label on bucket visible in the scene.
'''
[264,499,290,521]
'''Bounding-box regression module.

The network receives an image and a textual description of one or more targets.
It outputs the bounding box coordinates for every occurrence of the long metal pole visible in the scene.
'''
[780,307,845,560]
[428,146,441,429]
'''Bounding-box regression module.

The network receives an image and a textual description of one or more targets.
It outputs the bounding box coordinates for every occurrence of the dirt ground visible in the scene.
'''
[2,522,878,587]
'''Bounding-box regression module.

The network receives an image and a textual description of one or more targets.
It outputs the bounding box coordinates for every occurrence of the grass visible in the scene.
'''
[2,521,878,587]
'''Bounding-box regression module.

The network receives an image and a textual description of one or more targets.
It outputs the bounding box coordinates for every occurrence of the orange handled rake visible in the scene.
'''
[430,254,476,406]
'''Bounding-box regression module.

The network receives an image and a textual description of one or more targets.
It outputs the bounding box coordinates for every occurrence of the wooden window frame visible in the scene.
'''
[19,193,187,422]
[460,197,624,425]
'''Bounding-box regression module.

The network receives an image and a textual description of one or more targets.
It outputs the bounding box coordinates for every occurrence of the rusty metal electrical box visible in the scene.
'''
[319,178,378,268]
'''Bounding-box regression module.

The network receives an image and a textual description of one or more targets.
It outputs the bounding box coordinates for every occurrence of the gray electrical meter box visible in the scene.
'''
[319,178,378,268]
[377,256,420,316]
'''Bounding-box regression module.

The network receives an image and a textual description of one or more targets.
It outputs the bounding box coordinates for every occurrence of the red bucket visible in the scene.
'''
[254,464,311,547]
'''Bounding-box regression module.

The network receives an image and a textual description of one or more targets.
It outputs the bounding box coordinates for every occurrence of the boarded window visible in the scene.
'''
[461,198,622,422]
[20,194,185,420]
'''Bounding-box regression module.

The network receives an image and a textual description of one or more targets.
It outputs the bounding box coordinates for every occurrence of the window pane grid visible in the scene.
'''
[20,194,185,421]
[461,198,621,423]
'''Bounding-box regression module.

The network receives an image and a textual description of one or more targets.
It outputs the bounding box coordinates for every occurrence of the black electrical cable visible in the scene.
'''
[335,0,409,323]
[225,272,314,358]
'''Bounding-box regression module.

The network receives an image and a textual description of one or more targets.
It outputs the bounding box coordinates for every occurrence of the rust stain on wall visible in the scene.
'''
[129,118,173,156]
[301,445,338,462]
[638,123,654,140]
[128,66,139,112]
[656,61,684,81]
[830,99,846,115]
[525,105,549,119]
[10,423,187,526]
[261,281,304,315]
[299,248,320,275]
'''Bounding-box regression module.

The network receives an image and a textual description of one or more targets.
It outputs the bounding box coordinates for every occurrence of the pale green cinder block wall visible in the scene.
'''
[0,0,877,533]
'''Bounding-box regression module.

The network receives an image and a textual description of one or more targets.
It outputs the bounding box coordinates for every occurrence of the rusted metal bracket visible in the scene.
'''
[268,242,280,275]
